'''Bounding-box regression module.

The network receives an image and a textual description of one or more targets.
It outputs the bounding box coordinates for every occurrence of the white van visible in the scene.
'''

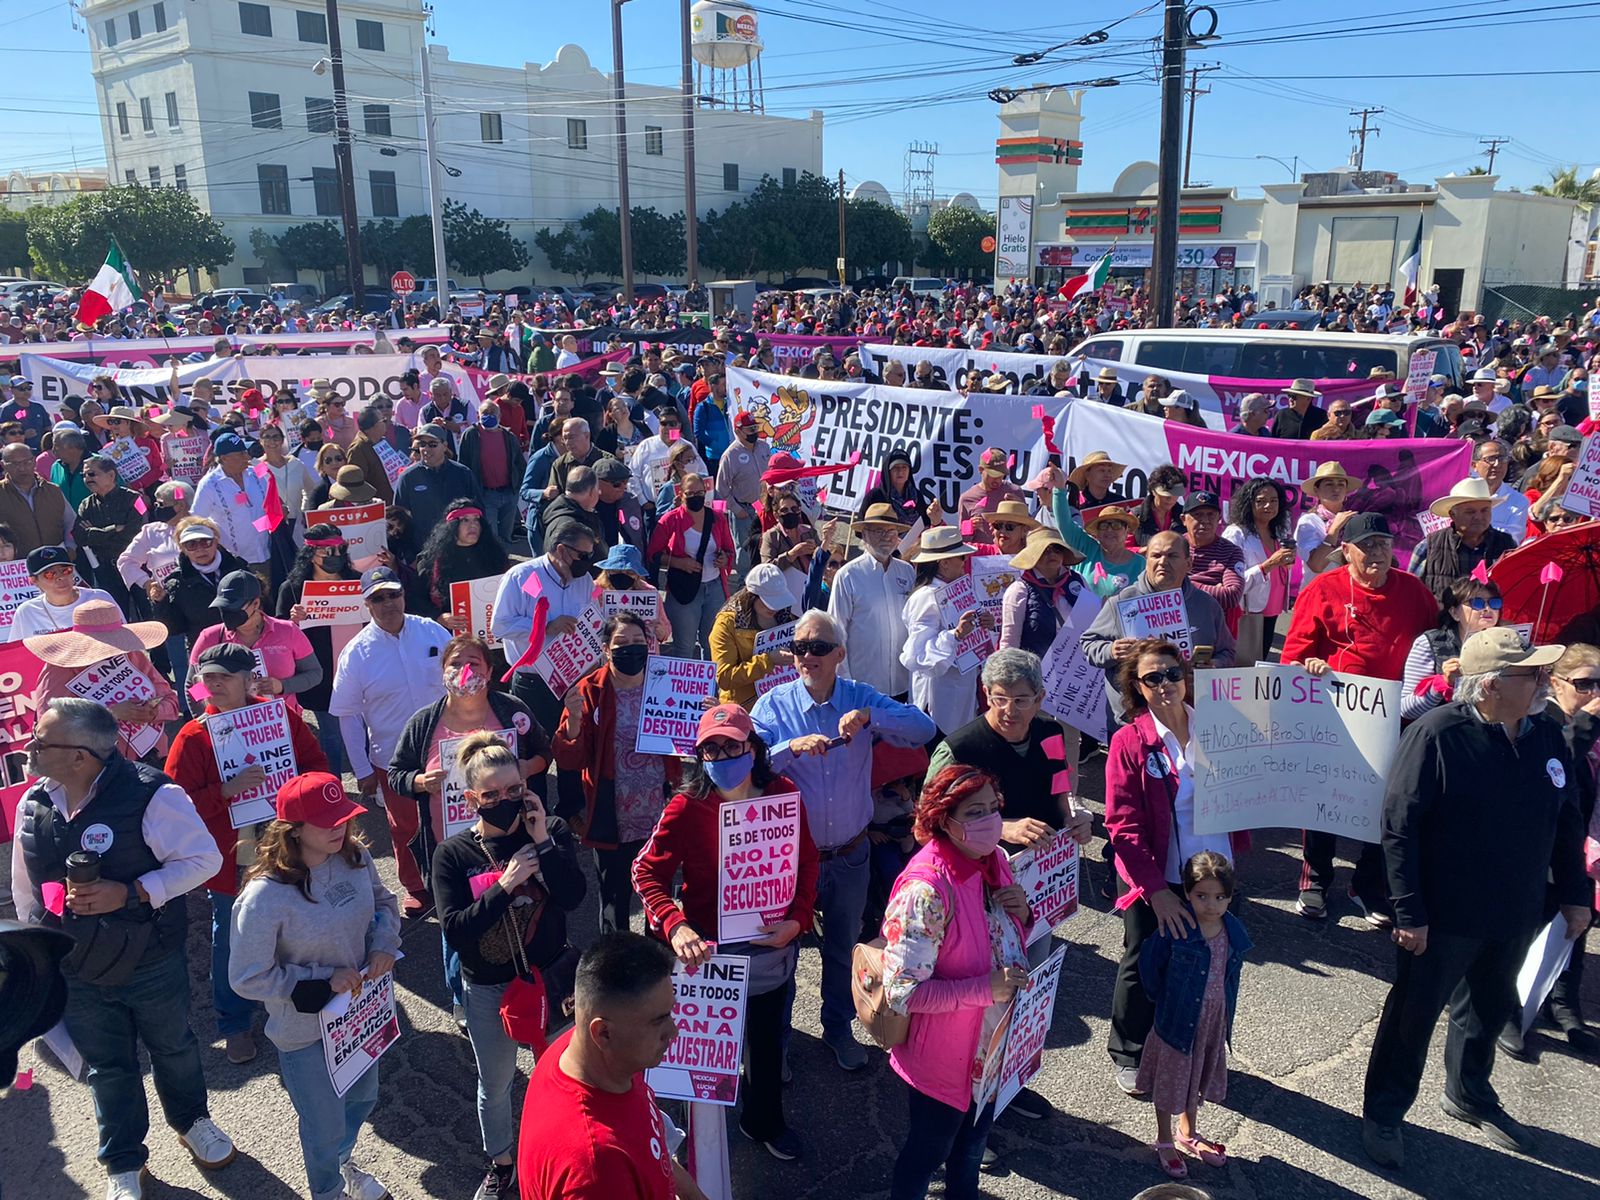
[891,276,947,296]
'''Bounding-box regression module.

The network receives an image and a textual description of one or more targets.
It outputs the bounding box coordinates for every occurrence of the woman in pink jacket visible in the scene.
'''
[880,764,1033,1200]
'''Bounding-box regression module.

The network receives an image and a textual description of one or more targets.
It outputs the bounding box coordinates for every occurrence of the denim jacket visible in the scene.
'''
[1138,907,1252,1055]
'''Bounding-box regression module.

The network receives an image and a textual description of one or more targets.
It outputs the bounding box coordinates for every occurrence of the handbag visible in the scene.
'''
[665,514,714,604]
[63,911,155,989]
[480,838,578,1050]
[850,938,909,1049]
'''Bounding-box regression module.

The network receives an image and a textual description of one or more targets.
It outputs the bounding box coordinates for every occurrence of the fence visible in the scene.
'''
[1477,283,1597,323]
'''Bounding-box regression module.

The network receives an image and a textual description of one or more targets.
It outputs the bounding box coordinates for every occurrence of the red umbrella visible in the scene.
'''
[1489,522,1600,645]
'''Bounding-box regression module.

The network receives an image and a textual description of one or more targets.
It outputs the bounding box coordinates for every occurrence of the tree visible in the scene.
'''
[443,200,528,285]
[1462,165,1489,176]
[845,198,914,277]
[0,211,28,274]
[26,184,233,280]
[361,219,404,279]
[696,171,841,279]
[249,228,289,277]
[631,207,686,278]
[1530,165,1600,204]
[923,205,994,275]
[272,221,347,283]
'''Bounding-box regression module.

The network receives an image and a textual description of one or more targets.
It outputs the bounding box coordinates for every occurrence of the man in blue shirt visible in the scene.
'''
[750,609,936,1071]
[691,371,732,470]
[394,423,482,557]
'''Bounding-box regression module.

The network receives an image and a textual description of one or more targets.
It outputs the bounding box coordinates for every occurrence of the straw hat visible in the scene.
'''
[89,405,151,434]
[1067,450,1127,489]
[308,378,337,400]
[1009,526,1080,572]
[1083,502,1140,532]
[328,464,378,505]
[905,525,977,563]
[1094,366,1120,384]
[1305,461,1358,491]
[1286,378,1321,399]
[857,502,911,531]
[148,406,195,429]
[986,499,1040,531]
[1428,476,1506,518]
[23,599,167,669]
[982,373,1011,393]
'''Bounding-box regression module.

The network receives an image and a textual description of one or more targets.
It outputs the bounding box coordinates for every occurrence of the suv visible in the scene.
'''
[411,277,461,307]
[187,289,270,314]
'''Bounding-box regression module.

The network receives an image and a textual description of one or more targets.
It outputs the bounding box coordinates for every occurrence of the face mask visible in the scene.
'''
[481,410,499,430]
[445,663,487,698]
[610,644,648,676]
[564,550,593,578]
[320,550,349,574]
[152,504,177,522]
[953,811,1004,856]
[476,797,522,832]
[779,511,801,530]
[304,438,323,451]
[221,606,251,630]
[685,493,706,512]
[704,751,754,792]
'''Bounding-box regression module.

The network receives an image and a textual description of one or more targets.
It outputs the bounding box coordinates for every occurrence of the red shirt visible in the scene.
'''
[517,1029,675,1200]
[1280,566,1438,681]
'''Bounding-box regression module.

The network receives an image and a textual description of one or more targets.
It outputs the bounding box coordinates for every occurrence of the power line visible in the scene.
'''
[1348,106,1382,170]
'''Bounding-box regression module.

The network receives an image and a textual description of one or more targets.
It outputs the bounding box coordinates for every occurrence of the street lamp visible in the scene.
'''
[1255,154,1301,181]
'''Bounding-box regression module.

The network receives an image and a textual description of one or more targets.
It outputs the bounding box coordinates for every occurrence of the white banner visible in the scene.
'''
[646,955,749,1107]
[21,354,248,417]
[858,343,1068,396]
[319,971,400,1098]
[717,791,802,943]
[11,328,449,366]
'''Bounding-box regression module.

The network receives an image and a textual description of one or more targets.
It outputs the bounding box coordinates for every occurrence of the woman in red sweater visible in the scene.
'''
[631,702,819,1163]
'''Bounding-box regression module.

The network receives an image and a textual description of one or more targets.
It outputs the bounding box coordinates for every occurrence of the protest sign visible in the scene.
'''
[206,698,298,828]
[450,576,503,648]
[64,656,161,758]
[20,353,247,417]
[935,573,994,674]
[1516,915,1577,1035]
[106,437,151,483]
[533,603,604,698]
[0,640,44,841]
[1009,831,1081,947]
[0,559,39,637]
[318,502,388,568]
[1116,589,1195,657]
[717,791,802,942]
[1403,349,1438,401]
[1417,509,1452,538]
[970,555,1020,618]
[646,955,749,1106]
[636,655,719,756]
[994,945,1068,1117]
[1191,664,1399,843]
[299,580,367,627]
[12,328,448,369]
[164,432,208,486]
[599,588,662,625]
[1039,589,1109,742]
[752,620,799,695]
[1560,434,1600,518]
[373,438,409,488]
[320,971,401,1097]
[440,727,515,838]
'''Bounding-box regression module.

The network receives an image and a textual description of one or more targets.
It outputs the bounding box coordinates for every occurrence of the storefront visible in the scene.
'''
[1035,240,1261,297]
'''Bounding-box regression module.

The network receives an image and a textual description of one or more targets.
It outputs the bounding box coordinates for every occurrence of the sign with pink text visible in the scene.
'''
[646,955,749,1106]
[717,792,802,942]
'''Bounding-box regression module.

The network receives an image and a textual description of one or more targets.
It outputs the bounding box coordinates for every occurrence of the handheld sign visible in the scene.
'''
[934,573,995,675]
[717,792,802,942]
[994,946,1067,1117]
[318,502,388,568]
[440,727,516,838]
[450,576,503,648]
[1116,589,1194,656]
[320,971,400,1097]
[599,588,661,626]
[299,580,366,626]
[1561,434,1600,518]
[1008,831,1080,947]
[533,603,604,698]
[206,698,298,828]
[0,558,41,635]
[65,656,161,758]
[646,955,749,1106]
[1038,589,1110,742]
[636,655,719,756]
[969,555,1020,619]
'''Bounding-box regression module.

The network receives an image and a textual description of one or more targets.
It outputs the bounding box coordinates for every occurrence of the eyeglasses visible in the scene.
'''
[1560,675,1600,692]
[1547,511,1587,526]
[699,738,749,762]
[25,736,100,757]
[790,639,837,659]
[182,538,217,550]
[1464,597,1504,611]
[1331,409,1353,419]
[476,783,527,805]
[414,439,441,449]
[991,522,1026,534]
[1138,666,1186,688]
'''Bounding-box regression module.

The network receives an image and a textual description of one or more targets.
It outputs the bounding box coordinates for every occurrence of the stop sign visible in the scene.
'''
[391,270,417,295]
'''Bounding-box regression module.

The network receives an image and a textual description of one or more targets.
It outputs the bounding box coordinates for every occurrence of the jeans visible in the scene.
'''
[665,577,727,659]
[311,710,346,778]
[888,1085,995,1200]
[166,632,192,717]
[731,508,756,580]
[209,891,259,1037]
[461,978,519,1160]
[816,837,872,1042]
[63,949,211,1174]
[594,841,645,934]
[483,488,519,545]
[442,928,464,1008]
[278,1039,382,1200]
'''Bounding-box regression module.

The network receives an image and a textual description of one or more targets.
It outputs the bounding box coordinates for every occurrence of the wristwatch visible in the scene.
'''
[124,883,140,910]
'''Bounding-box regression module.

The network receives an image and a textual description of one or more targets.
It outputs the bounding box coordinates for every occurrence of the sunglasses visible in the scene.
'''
[1138,666,1186,688]
[1560,676,1600,693]
[991,522,1026,534]
[414,439,441,449]
[790,639,837,659]
[1464,597,1504,611]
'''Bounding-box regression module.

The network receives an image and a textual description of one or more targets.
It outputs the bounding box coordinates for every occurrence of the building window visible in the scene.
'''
[104,18,117,47]
[153,3,167,33]
[356,19,384,51]
[312,167,340,216]
[723,163,739,191]
[258,164,291,214]
[125,169,137,186]
[481,112,503,144]
[116,102,130,137]
[139,97,154,133]
[370,170,398,218]
[362,104,391,137]
[165,91,179,128]
[148,166,161,187]
[238,2,271,37]
[174,164,188,193]
[305,97,335,134]
[248,91,282,130]
[782,167,796,187]
[296,10,327,43]
[128,10,141,38]
[567,119,588,150]
[645,125,663,156]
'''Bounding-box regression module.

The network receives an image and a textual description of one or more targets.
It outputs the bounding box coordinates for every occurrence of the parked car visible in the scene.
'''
[411,277,462,308]
[780,276,834,291]
[311,289,399,316]
[578,281,621,299]
[183,289,271,314]
[533,286,583,308]
[630,283,670,301]
[268,282,321,306]
[851,274,894,293]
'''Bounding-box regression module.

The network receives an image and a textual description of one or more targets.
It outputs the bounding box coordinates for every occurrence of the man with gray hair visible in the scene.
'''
[11,698,235,1198]
[1229,392,1276,437]
[542,464,605,545]
[544,416,609,500]
[1361,627,1589,1169]
[1470,438,1530,539]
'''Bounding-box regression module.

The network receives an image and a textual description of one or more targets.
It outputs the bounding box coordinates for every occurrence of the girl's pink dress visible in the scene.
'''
[1135,927,1231,1115]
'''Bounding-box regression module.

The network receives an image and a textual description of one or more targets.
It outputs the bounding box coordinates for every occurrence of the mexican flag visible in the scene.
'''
[75,240,142,326]
[1057,249,1112,302]
[1399,212,1422,307]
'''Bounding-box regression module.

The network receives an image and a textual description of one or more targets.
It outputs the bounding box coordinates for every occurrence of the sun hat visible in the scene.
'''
[857,502,911,531]
[1067,450,1128,489]
[1286,378,1321,399]
[986,499,1040,531]
[982,373,1010,392]
[1083,502,1140,532]
[23,599,167,669]
[89,405,151,434]
[1009,526,1080,571]
[1306,461,1358,490]
[485,373,513,396]
[595,543,648,578]
[149,406,195,429]
[1095,366,1120,384]
[1458,626,1564,675]
[905,525,978,564]
[1428,476,1507,517]
[328,464,377,504]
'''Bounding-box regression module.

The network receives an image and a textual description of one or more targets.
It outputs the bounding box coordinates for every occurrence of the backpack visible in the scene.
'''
[850,863,954,1050]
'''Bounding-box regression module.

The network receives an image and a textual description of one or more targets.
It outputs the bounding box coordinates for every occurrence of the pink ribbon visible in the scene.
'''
[1470,559,1490,584]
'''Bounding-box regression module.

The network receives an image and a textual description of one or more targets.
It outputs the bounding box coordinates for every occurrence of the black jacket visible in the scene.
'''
[458,425,527,496]
[155,548,250,642]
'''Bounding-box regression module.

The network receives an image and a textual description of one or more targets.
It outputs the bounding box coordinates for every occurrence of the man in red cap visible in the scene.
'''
[956,447,1026,536]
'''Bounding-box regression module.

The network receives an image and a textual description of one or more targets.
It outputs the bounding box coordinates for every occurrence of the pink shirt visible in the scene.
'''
[189,615,314,712]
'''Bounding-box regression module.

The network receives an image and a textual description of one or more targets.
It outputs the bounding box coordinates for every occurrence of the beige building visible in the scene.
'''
[0,170,108,211]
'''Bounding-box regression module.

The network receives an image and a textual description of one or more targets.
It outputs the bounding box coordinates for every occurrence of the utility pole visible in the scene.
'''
[1182,64,1216,188]
[836,168,846,288]
[679,0,698,286]
[1348,106,1383,171]
[325,0,364,304]
[611,0,634,305]
[418,41,449,301]
[1479,135,1508,175]
[1150,0,1187,329]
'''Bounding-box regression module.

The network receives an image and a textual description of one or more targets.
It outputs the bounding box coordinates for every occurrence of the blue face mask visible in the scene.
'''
[481,409,500,429]
[703,752,753,792]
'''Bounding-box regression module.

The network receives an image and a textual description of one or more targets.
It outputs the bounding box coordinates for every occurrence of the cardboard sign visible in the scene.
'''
[935,573,995,675]
[646,955,749,1107]
[1561,433,1600,518]
[636,655,719,756]
[0,640,44,841]
[717,791,802,942]
[320,971,400,1098]
[106,436,151,483]
[440,726,515,838]
[1416,509,1452,538]
[599,588,661,626]
[1116,588,1194,657]
[373,437,408,488]
[299,580,367,627]
[318,502,388,568]
[533,602,604,698]
[994,945,1067,1117]
[64,655,160,758]
[450,576,503,648]
[206,698,298,828]
[165,432,208,486]
[1039,589,1110,742]
[750,620,798,695]
[1403,349,1437,401]
[970,555,1020,618]
[0,559,39,635]
[1191,664,1400,843]
[1009,831,1080,947]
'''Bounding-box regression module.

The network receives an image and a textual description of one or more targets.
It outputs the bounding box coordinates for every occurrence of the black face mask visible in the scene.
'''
[320,550,349,574]
[221,606,252,630]
[610,644,648,676]
[152,504,178,522]
[779,511,801,530]
[564,550,594,578]
[685,494,706,512]
[304,438,323,451]
[477,797,522,832]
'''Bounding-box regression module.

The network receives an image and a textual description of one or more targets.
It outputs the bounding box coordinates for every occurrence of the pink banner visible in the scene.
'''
[761,333,862,373]
[464,348,628,394]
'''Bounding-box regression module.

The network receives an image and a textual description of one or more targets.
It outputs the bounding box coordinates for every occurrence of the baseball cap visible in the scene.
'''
[194,643,257,676]
[209,569,262,611]
[979,447,1008,474]
[744,563,800,613]
[695,703,755,749]
[275,771,366,827]
[7,375,26,388]
[1338,512,1394,544]
[1160,389,1196,411]
[212,431,249,457]
[360,565,405,597]
[25,546,72,576]
[1427,374,1450,388]
[1182,490,1221,515]
[1548,424,1583,446]
[413,423,448,444]
[595,457,632,483]
[733,410,758,429]
[1458,627,1564,675]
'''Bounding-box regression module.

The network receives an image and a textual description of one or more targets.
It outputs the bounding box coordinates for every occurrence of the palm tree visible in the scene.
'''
[1530,165,1600,204]
[1463,165,1488,175]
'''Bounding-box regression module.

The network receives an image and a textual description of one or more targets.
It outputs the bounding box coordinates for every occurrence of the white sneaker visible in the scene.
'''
[341,1159,390,1200]
[179,1117,237,1169]
[105,1169,144,1200]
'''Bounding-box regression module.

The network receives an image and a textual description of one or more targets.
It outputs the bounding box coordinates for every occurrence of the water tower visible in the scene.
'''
[690,1,765,113]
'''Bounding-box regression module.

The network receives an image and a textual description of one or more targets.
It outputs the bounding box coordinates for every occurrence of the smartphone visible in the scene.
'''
[1191,645,1215,667]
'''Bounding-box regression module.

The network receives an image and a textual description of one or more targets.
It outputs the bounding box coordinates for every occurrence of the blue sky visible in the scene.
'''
[4,0,1595,201]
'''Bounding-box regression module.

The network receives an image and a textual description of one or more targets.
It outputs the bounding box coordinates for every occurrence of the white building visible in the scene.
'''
[84,0,823,288]
[0,170,109,212]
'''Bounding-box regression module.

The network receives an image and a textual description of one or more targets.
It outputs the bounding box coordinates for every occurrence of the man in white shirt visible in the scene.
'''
[827,504,915,699]
[492,520,600,734]
[554,334,582,369]
[326,566,450,909]
[1471,438,1530,540]
[628,409,706,510]
[189,432,271,574]
[8,545,122,640]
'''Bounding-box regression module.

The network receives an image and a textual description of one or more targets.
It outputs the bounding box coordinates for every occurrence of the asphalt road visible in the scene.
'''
[4,762,1598,1200]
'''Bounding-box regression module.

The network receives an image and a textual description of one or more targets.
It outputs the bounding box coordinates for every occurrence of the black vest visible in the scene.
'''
[18,754,186,968]
[942,715,1060,833]
[1418,526,1516,601]
[1017,576,1079,659]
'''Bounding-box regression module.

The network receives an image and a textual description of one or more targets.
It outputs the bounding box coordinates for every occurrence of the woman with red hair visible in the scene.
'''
[879,765,1033,1200]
